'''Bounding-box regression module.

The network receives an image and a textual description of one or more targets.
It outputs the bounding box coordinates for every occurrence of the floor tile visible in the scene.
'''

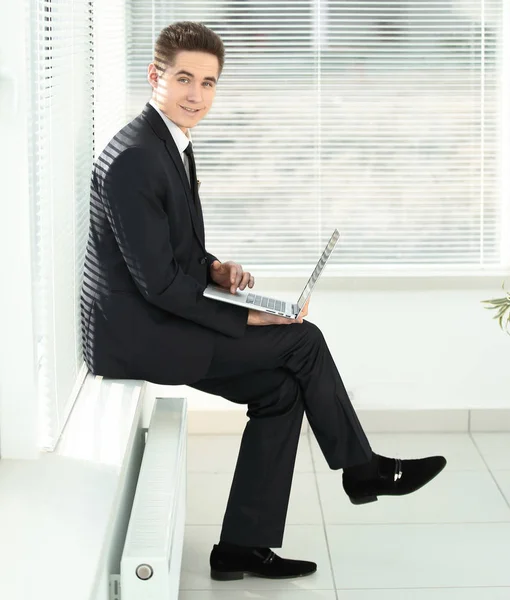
[492,471,510,505]
[180,525,334,591]
[336,589,510,599]
[180,591,336,599]
[327,523,510,589]
[187,435,314,473]
[310,433,486,472]
[317,470,510,524]
[471,434,510,471]
[187,473,322,525]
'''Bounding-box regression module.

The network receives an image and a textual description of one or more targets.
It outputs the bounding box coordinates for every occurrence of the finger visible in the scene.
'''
[235,268,244,290]
[239,272,252,291]
[230,266,240,293]
[248,275,255,288]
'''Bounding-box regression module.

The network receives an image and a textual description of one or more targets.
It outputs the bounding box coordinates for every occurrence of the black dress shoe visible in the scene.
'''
[210,545,317,580]
[343,455,447,505]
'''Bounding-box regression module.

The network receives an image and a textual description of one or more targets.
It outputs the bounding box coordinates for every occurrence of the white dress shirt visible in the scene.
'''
[149,98,193,183]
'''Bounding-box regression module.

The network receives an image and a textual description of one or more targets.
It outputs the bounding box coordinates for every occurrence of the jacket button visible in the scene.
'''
[199,257,207,265]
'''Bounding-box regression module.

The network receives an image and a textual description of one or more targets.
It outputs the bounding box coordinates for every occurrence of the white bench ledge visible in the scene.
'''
[0,375,145,600]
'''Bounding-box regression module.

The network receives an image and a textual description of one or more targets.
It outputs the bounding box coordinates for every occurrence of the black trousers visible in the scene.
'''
[189,320,372,548]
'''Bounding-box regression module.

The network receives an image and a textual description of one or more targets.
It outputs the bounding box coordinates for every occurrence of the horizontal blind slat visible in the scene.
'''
[126,0,504,269]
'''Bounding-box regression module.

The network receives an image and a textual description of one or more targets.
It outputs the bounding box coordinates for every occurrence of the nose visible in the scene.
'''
[187,81,203,103]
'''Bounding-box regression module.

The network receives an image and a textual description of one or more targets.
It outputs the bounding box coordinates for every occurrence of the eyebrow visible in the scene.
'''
[175,70,217,84]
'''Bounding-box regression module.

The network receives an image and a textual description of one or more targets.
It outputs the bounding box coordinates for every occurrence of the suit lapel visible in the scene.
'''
[142,104,206,251]
[163,138,206,244]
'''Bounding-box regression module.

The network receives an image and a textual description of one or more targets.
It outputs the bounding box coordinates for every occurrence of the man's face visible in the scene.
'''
[148,50,219,134]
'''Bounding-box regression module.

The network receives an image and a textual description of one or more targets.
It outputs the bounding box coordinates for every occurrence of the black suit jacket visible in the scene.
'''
[80,103,248,384]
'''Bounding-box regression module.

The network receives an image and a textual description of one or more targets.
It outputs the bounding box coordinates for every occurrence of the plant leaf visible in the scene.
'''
[493,305,509,320]
[481,298,508,305]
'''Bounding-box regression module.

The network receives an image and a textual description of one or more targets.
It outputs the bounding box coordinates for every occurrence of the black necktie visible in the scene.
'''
[184,142,205,241]
[184,142,199,208]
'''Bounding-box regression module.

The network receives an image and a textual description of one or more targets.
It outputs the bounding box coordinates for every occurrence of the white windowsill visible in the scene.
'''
[0,375,145,600]
[250,270,509,292]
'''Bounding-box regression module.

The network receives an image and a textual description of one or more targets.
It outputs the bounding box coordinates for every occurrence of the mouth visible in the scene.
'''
[180,105,201,114]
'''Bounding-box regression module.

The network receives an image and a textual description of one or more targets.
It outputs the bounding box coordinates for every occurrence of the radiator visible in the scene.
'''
[118,397,187,600]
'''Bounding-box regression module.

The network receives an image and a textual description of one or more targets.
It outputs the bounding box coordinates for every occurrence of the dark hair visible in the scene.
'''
[154,21,225,76]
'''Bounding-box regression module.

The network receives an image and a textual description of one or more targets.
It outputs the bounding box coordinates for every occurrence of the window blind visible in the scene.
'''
[126,0,506,273]
[94,0,128,156]
[31,0,94,450]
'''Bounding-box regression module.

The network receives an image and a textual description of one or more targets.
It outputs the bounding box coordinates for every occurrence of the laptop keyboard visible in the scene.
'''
[246,293,285,313]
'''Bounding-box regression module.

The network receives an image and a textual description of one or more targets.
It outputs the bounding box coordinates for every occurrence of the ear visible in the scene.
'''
[147,63,159,90]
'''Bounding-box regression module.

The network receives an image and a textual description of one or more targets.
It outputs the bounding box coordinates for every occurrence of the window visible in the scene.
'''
[127,0,507,271]
[30,0,94,449]
[94,0,128,156]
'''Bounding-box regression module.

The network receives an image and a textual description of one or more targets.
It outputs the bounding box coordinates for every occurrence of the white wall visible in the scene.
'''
[0,0,39,458]
[147,277,510,412]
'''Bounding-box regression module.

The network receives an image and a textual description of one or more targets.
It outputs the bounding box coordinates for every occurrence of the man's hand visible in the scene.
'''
[248,299,310,326]
[210,260,254,295]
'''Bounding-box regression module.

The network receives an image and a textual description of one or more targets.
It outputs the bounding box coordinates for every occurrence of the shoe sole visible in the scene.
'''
[210,568,317,581]
[349,494,378,505]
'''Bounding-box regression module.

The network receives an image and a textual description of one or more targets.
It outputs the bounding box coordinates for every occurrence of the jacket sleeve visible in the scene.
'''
[206,252,219,267]
[206,252,219,285]
[102,146,248,338]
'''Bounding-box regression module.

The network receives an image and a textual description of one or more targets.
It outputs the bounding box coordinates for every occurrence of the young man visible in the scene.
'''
[81,22,446,581]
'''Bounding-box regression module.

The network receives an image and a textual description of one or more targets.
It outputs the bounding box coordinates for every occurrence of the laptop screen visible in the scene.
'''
[297,229,340,309]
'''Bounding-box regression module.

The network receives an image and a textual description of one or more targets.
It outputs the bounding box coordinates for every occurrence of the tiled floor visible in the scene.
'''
[180,432,510,599]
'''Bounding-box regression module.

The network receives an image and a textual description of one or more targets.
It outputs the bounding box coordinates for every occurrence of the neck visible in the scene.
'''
[151,96,189,137]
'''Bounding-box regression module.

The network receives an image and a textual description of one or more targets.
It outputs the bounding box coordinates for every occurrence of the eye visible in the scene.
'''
[203,81,215,88]
[178,77,190,84]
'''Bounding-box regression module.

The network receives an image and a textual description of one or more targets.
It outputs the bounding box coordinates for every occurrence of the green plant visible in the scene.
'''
[481,282,510,335]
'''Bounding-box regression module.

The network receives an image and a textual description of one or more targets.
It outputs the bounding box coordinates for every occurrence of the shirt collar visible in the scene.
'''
[149,98,192,154]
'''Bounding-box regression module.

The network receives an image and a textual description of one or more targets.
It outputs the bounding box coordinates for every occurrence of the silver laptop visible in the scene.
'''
[203,229,340,319]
